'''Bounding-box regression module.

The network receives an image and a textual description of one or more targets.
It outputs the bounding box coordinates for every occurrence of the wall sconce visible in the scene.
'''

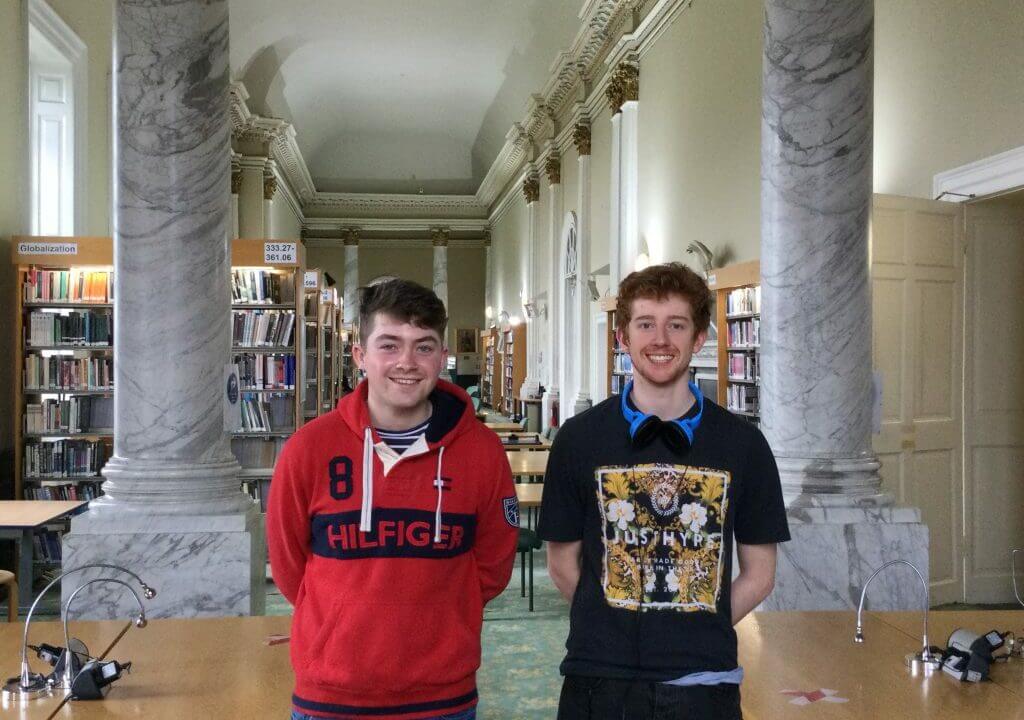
[523,301,546,319]
[586,276,600,302]
[485,305,493,319]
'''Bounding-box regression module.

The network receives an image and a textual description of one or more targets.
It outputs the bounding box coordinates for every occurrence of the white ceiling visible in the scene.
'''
[229,0,582,195]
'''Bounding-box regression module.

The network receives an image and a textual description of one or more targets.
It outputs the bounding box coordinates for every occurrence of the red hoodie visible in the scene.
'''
[267,379,518,719]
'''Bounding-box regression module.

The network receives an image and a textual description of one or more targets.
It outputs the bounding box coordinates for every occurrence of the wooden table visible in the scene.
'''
[0,618,131,719]
[506,450,548,479]
[869,610,1024,696]
[496,432,551,450]
[4,612,1024,718]
[485,421,522,432]
[0,501,89,610]
[736,611,1024,719]
[515,483,543,508]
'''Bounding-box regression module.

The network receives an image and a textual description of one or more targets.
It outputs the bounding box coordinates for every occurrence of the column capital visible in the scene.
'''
[431,227,450,247]
[262,172,277,201]
[572,123,592,156]
[343,227,360,246]
[231,166,242,195]
[522,174,540,204]
[544,155,561,185]
[605,62,639,114]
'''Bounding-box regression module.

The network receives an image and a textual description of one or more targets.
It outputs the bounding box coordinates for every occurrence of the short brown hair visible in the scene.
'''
[358,278,448,345]
[615,262,712,335]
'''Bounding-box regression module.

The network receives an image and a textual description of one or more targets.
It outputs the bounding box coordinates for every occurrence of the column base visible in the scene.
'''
[760,505,929,611]
[61,503,266,619]
[520,377,541,401]
[572,393,592,418]
[542,388,559,429]
[777,453,892,507]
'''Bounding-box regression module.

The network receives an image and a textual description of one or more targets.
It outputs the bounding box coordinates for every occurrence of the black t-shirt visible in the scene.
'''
[537,394,790,680]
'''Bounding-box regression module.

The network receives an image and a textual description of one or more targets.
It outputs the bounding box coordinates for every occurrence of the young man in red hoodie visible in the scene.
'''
[268,279,519,720]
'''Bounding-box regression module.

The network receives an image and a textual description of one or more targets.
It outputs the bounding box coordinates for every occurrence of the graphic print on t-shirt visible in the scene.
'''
[596,463,730,612]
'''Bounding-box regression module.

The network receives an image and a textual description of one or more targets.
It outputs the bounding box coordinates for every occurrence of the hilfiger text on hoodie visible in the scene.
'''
[267,380,519,720]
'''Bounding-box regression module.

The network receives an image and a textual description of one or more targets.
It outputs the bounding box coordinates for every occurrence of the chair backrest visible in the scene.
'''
[472,396,481,412]
[466,385,480,398]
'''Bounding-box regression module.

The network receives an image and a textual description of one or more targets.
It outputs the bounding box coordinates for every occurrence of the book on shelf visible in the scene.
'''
[727,384,760,414]
[24,268,113,303]
[23,438,107,478]
[24,355,113,391]
[25,481,103,501]
[28,309,112,346]
[239,393,294,432]
[727,352,759,382]
[234,352,296,390]
[25,396,114,434]
[727,317,760,347]
[726,286,761,315]
[231,269,296,305]
[232,308,296,347]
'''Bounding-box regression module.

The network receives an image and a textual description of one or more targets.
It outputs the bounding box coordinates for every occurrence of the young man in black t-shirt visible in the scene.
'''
[538,262,790,719]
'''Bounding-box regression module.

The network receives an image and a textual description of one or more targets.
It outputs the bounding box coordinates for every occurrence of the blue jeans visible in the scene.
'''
[291,710,476,720]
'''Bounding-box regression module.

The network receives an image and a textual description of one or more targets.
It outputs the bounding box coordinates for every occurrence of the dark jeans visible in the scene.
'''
[557,676,742,720]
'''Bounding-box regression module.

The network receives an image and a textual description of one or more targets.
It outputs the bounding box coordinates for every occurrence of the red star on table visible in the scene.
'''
[780,689,849,705]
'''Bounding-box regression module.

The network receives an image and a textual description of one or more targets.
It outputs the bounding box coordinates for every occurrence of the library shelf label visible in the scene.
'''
[320,289,332,304]
[304,270,319,289]
[18,240,78,256]
[264,242,297,265]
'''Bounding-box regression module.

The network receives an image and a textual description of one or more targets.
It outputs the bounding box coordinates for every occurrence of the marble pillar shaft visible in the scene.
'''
[343,244,358,325]
[620,101,639,274]
[102,0,244,512]
[522,200,540,395]
[573,155,592,414]
[608,114,621,294]
[760,0,879,498]
[432,244,448,309]
[547,184,562,391]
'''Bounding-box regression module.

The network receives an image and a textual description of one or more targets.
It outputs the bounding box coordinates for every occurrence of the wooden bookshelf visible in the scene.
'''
[501,324,527,418]
[230,239,305,508]
[707,260,761,424]
[600,296,634,397]
[11,236,114,589]
[318,285,338,415]
[480,328,499,410]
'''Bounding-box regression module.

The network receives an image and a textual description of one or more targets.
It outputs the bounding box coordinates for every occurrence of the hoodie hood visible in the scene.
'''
[336,378,478,540]
[337,378,477,449]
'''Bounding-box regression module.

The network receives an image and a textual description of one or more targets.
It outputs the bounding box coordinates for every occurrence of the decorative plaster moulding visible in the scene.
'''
[304,193,487,220]
[933,144,1024,201]
[305,236,487,250]
[303,217,489,233]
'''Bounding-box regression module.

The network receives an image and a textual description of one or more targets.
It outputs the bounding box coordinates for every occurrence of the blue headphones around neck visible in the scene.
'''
[620,379,704,454]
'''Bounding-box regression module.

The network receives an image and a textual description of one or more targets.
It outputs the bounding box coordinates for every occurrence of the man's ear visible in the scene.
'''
[693,329,707,354]
[352,343,365,370]
[616,326,629,350]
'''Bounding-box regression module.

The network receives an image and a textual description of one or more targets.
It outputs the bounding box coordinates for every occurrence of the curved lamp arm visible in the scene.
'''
[19,563,156,689]
[854,559,937,664]
[59,577,147,688]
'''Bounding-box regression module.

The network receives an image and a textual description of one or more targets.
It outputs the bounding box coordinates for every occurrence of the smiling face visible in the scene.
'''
[617,294,706,389]
[353,312,447,426]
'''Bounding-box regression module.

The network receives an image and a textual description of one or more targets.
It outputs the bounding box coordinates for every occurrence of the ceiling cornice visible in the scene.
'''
[305,236,488,250]
[303,217,489,233]
[304,192,487,220]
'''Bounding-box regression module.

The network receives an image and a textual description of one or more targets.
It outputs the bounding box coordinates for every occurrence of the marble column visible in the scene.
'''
[520,173,542,400]
[608,63,639,276]
[431,227,449,309]
[608,113,622,295]
[64,0,264,618]
[230,156,240,239]
[542,154,562,429]
[342,228,359,325]
[262,160,277,239]
[759,0,926,610]
[572,124,592,416]
[483,229,492,326]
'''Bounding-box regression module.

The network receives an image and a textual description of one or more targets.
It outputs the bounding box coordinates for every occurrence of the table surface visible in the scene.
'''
[737,611,1024,719]
[506,450,548,476]
[484,421,522,432]
[515,483,543,508]
[0,501,88,529]
[497,432,552,450]
[6,611,1024,718]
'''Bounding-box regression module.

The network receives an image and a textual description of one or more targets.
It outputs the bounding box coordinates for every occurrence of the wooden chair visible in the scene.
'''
[517,529,542,612]
[0,570,17,622]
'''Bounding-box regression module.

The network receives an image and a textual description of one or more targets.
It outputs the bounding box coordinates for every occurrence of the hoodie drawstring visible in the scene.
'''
[360,427,374,532]
[433,446,446,542]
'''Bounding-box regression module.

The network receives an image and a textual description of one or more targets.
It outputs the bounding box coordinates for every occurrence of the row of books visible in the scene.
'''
[26,481,103,501]
[613,351,634,374]
[611,373,629,395]
[27,310,113,347]
[726,286,761,316]
[240,395,294,432]
[727,352,759,382]
[24,355,113,391]
[232,435,287,469]
[24,269,113,303]
[232,309,295,348]
[33,530,64,563]
[25,397,114,434]
[242,478,273,514]
[235,353,296,389]
[23,439,107,478]
[727,318,760,347]
[231,269,296,305]
[727,384,759,414]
